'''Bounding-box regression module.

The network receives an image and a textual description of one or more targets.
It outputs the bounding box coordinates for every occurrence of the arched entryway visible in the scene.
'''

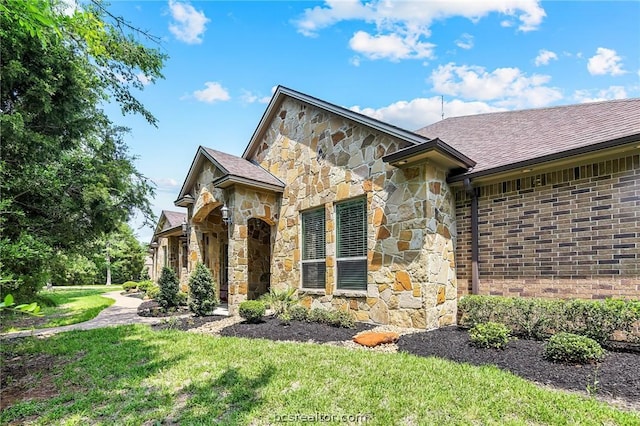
[247,218,271,300]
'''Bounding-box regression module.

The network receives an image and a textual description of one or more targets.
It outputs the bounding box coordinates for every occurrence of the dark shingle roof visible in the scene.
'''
[204,147,284,188]
[162,210,186,230]
[415,98,640,177]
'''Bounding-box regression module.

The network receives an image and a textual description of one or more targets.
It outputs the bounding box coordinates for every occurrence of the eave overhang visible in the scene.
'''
[447,134,640,185]
[382,137,476,170]
[212,175,285,193]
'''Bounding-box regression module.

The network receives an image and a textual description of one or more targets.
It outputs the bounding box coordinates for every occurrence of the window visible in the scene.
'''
[301,208,325,289]
[336,199,367,290]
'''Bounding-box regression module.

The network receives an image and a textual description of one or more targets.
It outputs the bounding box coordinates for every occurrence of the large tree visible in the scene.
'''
[0,0,166,300]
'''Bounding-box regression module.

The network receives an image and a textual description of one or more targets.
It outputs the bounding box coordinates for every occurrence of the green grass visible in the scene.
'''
[2,286,120,332]
[1,325,638,425]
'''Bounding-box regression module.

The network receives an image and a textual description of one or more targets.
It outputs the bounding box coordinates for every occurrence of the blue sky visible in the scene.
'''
[104,1,640,243]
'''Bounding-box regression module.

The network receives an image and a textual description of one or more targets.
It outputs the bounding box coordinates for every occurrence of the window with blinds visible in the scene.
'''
[301,208,326,289]
[336,199,367,290]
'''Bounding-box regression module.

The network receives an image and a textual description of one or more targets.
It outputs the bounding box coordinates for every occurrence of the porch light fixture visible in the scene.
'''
[181,219,188,235]
[221,203,232,225]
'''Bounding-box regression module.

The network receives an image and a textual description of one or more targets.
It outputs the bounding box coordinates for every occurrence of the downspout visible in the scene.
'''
[464,178,479,294]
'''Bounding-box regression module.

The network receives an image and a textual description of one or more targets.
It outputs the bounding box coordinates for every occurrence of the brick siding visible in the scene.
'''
[454,153,640,299]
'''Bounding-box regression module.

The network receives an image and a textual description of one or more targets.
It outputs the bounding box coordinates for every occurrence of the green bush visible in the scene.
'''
[157,267,180,309]
[469,322,512,349]
[176,291,188,306]
[289,305,309,321]
[307,308,355,329]
[122,281,138,291]
[146,284,160,300]
[137,280,154,293]
[188,263,218,316]
[459,295,640,344]
[543,332,605,364]
[260,287,297,316]
[239,300,266,323]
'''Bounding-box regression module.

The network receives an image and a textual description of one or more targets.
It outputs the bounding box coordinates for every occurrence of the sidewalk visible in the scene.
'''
[1,291,228,340]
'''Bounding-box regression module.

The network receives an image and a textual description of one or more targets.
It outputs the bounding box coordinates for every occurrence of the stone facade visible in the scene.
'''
[454,153,640,299]
[244,98,457,329]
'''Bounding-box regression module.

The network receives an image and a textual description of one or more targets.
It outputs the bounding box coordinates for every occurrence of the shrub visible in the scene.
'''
[307,307,333,325]
[459,295,640,344]
[260,287,297,316]
[137,280,154,293]
[307,308,355,329]
[543,332,605,364]
[469,322,512,349]
[239,300,266,323]
[122,281,138,291]
[146,284,160,300]
[188,263,218,316]
[176,291,188,306]
[157,267,180,309]
[289,305,309,321]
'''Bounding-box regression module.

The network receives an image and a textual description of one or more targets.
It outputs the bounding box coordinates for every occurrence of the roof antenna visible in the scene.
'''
[441,95,444,120]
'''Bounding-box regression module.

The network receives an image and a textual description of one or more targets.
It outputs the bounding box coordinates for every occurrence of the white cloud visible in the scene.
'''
[168,0,209,44]
[349,30,435,61]
[455,33,474,50]
[430,62,563,108]
[573,86,627,103]
[350,97,505,130]
[350,56,361,67]
[240,89,271,104]
[153,178,179,192]
[587,47,626,76]
[534,49,557,66]
[294,0,545,61]
[188,82,230,103]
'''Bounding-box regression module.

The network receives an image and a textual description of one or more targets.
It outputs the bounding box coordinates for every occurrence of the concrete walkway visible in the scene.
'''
[0,291,229,340]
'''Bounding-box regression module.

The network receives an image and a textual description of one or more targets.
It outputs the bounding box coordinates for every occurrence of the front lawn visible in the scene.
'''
[1,325,638,425]
[1,286,120,332]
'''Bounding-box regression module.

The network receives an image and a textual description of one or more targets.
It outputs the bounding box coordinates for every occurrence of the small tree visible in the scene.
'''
[188,263,218,316]
[157,267,180,309]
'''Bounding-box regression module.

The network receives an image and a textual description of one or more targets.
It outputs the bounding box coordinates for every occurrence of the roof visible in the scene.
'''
[414,98,640,181]
[162,210,186,230]
[203,148,284,189]
[175,146,284,204]
[151,210,186,243]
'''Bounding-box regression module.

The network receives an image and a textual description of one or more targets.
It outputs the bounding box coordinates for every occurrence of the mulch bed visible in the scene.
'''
[151,315,228,331]
[220,316,375,343]
[398,327,640,405]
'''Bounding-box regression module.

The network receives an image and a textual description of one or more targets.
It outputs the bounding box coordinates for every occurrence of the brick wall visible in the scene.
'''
[454,153,639,299]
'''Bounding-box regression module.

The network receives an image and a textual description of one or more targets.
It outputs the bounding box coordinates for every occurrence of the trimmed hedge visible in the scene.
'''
[239,300,266,323]
[122,281,138,291]
[459,295,640,344]
[543,332,605,364]
[469,322,512,349]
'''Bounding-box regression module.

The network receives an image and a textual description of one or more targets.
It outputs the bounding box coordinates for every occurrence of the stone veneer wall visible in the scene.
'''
[454,153,640,299]
[246,98,458,329]
[247,218,272,300]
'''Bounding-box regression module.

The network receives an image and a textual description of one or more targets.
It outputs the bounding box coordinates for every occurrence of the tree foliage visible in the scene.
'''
[0,0,166,301]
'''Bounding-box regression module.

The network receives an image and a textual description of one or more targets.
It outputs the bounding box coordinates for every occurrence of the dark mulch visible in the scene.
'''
[151,315,228,331]
[220,316,375,343]
[398,327,640,404]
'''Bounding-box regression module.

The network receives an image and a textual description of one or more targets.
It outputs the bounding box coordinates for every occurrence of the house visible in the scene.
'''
[152,86,639,329]
[149,210,187,287]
